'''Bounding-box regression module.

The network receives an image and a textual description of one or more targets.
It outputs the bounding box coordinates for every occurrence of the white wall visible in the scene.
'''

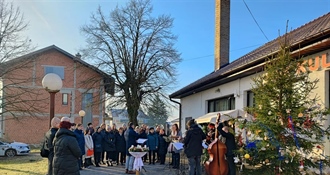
[181,73,258,130]
[179,49,330,156]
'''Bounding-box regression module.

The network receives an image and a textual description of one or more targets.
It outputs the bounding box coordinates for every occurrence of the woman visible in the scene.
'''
[104,125,116,166]
[53,119,81,175]
[138,127,148,162]
[158,129,169,165]
[84,128,94,168]
[115,127,126,165]
[170,123,182,169]
[92,127,103,167]
[147,127,158,165]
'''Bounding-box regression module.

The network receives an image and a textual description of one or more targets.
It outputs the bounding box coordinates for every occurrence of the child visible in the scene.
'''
[146,127,158,164]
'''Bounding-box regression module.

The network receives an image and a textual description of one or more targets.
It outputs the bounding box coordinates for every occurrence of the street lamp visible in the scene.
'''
[79,110,86,124]
[42,73,63,128]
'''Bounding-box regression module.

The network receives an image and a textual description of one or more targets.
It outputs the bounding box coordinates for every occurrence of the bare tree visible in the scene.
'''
[0,0,33,63]
[81,0,181,126]
[0,0,38,121]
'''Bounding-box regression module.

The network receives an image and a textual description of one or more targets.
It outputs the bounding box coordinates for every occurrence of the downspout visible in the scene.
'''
[170,98,182,130]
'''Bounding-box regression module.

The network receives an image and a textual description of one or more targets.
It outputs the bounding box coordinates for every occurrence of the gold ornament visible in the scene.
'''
[244,154,250,159]
[264,136,268,140]
[265,159,269,163]
[298,113,303,118]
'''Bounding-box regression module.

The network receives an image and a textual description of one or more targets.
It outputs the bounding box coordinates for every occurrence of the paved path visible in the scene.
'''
[79,163,189,175]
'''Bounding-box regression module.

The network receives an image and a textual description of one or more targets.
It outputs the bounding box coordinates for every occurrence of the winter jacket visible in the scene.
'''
[115,132,126,153]
[103,131,116,152]
[147,132,158,151]
[74,129,86,155]
[100,129,107,152]
[158,133,169,155]
[218,123,237,156]
[92,132,103,153]
[126,127,138,156]
[138,130,148,146]
[84,134,94,158]
[45,127,58,153]
[183,124,206,158]
[52,128,81,175]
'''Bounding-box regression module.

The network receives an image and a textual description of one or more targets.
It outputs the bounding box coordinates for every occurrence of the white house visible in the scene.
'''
[169,11,330,156]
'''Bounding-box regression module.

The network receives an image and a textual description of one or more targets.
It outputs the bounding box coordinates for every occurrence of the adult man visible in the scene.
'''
[74,123,85,170]
[217,113,237,175]
[44,117,61,175]
[183,119,206,175]
[125,122,138,174]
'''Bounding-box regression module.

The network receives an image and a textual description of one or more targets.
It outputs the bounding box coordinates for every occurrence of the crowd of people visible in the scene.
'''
[43,117,176,175]
[43,113,236,175]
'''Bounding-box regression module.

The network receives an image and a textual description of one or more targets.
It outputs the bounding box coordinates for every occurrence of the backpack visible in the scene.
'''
[40,138,50,158]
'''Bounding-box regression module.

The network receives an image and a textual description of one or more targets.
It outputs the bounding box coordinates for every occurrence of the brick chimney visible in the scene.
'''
[214,0,230,71]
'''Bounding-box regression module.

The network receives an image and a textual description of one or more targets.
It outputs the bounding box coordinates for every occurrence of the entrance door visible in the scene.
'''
[82,93,93,127]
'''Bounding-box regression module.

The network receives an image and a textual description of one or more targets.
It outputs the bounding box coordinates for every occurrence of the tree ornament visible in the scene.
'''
[299,160,304,170]
[261,147,266,151]
[234,157,240,163]
[265,159,269,163]
[279,118,284,125]
[286,109,291,114]
[247,131,252,136]
[264,136,268,140]
[296,123,300,127]
[303,116,313,128]
[285,159,289,163]
[311,134,316,139]
[268,111,272,115]
[298,113,304,118]
[244,153,250,159]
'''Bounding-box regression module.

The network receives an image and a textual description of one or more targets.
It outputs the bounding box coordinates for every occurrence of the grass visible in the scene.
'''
[0,149,48,175]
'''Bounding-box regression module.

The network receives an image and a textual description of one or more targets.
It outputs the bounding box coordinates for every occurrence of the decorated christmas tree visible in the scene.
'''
[241,32,330,174]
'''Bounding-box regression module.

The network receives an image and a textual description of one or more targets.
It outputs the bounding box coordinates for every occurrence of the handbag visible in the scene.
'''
[40,139,50,158]
[87,149,94,156]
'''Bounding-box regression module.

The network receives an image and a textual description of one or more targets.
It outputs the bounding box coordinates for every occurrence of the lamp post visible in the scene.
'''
[42,73,63,128]
[79,110,86,124]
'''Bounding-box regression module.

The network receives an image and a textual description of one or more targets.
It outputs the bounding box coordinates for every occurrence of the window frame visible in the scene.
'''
[207,95,235,113]
[43,65,65,79]
[247,90,255,107]
[62,93,68,105]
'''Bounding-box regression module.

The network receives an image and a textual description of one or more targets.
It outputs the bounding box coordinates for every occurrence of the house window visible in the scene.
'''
[44,66,64,79]
[247,91,255,107]
[62,93,68,105]
[207,95,235,112]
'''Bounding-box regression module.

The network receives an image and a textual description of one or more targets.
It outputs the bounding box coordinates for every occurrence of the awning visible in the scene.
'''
[195,109,253,124]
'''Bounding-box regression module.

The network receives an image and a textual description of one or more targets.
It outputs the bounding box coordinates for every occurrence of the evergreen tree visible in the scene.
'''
[146,95,169,127]
[241,33,330,174]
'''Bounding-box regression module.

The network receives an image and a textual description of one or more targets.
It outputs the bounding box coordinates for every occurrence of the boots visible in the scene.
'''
[107,160,113,166]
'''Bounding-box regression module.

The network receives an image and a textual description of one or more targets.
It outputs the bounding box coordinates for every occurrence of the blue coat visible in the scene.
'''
[158,133,168,155]
[147,132,158,151]
[126,127,138,156]
[115,132,126,153]
[92,132,103,152]
[74,129,85,155]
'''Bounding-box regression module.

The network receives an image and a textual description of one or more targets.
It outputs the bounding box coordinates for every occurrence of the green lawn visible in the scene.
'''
[0,149,48,175]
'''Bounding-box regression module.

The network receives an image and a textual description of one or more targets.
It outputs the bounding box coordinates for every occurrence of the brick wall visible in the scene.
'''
[2,47,106,144]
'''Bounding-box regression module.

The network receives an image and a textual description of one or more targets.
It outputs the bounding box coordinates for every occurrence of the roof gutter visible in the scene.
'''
[169,98,182,130]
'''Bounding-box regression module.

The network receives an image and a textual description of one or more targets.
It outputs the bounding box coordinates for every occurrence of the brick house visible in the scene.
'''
[0,45,114,144]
